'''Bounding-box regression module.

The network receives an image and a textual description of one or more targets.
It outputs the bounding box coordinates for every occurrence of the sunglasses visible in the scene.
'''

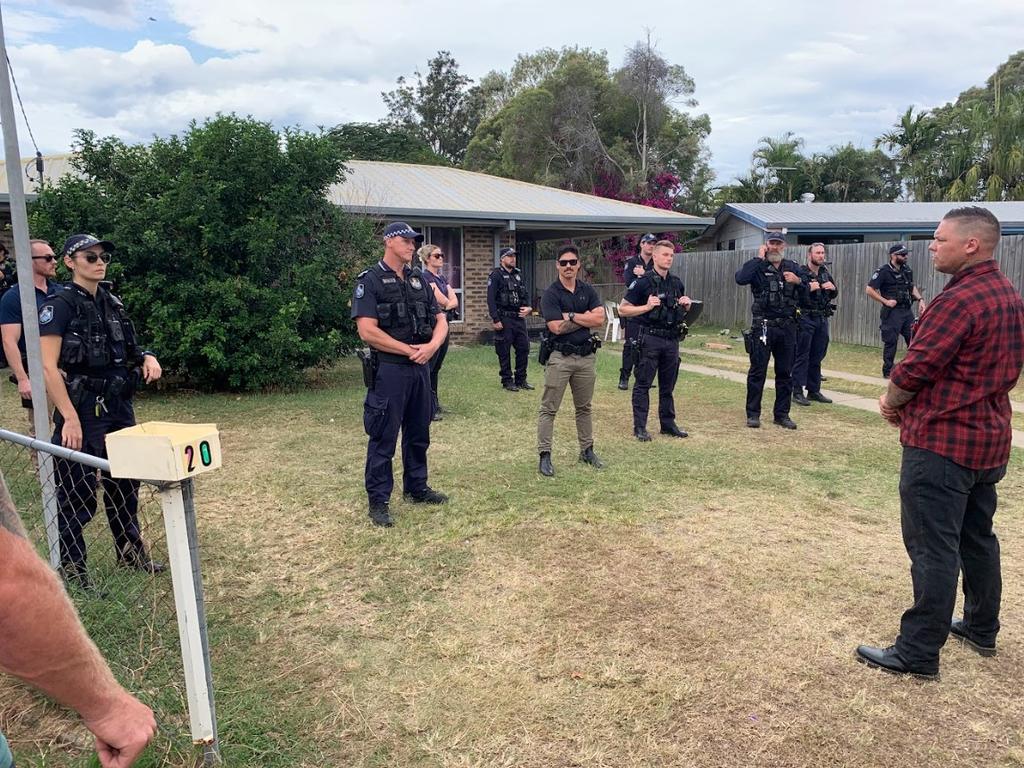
[32,254,57,262]
[432,253,444,259]
[558,258,579,267]
[78,251,112,264]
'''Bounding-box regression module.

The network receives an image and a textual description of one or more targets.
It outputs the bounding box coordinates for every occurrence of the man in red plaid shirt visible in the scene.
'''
[857,206,1024,679]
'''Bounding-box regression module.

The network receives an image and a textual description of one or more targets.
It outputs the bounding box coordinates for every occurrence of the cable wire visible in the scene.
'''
[5,53,40,155]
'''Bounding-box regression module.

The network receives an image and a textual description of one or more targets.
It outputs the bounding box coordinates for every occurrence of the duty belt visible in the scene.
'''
[754,316,797,328]
[498,309,522,317]
[376,351,416,365]
[645,326,682,339]
[552,340,597,356]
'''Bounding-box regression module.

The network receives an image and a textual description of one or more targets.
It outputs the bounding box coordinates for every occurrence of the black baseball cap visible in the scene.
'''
[500,247,517,258]
[640,233,657,243]
[62,234,115,257]
[888,243,908,256]
[764,231,786,243]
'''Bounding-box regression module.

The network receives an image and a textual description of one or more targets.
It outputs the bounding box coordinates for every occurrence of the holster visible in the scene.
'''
[538,334,553,365]
[741,329,753,355]
[356,348,379,389]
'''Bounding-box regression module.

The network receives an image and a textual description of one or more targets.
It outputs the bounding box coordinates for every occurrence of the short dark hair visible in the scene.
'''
[808,242,825,251]
[654,239,675,251]
[557,244,579,258]
[943,206,1001,247]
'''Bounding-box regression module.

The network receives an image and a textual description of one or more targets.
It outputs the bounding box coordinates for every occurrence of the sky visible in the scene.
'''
[2,0,1023,187]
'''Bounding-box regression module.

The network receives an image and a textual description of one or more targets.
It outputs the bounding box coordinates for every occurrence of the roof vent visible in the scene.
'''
[799,193,815,204]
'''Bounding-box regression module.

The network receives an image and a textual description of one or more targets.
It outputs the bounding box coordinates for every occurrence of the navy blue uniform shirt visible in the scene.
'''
[623,270,687,328]
[735,257,805,319]
[0,280,56,355]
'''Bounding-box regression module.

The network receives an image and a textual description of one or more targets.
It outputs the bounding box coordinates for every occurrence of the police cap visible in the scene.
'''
[383,221,421,240]
[639,233,657,243]
[62,233,115,257]
[500,247,517,258]
[764,231,786,243]
[888,243,909,256]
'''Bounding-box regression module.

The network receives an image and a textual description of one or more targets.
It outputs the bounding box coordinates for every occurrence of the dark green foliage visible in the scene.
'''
[29,115,378,391]
[329,122,448,165]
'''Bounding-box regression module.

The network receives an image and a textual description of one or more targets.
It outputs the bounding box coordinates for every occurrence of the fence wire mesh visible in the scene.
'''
[0,422,198,767]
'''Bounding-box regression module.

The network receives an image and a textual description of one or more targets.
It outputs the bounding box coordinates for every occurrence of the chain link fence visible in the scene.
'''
[0,420,213,767]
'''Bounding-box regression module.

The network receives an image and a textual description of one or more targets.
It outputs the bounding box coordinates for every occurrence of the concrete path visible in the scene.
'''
[678,361,1024,451]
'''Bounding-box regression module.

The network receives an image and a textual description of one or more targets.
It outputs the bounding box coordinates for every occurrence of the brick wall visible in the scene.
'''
[450,226,514,341]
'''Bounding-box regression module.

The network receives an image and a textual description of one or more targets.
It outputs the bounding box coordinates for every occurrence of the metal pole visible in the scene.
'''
[0,5,61,567]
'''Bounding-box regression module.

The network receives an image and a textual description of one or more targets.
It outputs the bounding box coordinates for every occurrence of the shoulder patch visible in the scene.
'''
[871,272,879,280]
[628,280,637,290]
[409,276,422,290]
[355,283,365,299]
[39,305,54,325]
[487,277,492,287]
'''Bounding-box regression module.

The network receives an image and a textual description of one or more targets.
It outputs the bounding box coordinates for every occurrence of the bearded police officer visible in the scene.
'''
[792,243,837,406]
[618,240,692,441]
[38,234,165,591]
[487,247,533,391]
[735,231,804,430]
[866,244,926,378]
[352,222,449,528]
[618,233,657,390]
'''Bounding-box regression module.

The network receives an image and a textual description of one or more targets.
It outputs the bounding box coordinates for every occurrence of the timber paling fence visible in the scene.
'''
[538,235,1024,347]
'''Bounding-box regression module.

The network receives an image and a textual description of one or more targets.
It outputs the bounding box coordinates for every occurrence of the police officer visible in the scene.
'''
[735,231,804,429]
[38,234,165,591]
[618,233,657,390]
[792,242,837,406]
[352,222,450,528]
[618,239,692,441]
[865,244,925,378]
[487,247,533,391]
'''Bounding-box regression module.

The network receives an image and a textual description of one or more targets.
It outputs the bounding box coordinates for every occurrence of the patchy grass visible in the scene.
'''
[3,343,1024,767]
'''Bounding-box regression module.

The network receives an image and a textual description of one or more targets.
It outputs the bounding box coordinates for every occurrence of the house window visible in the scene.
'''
[716,241,724,250]
[728,239,736,251]
[425,226,464,322]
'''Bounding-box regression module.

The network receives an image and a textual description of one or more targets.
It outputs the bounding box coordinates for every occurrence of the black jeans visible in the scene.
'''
[896,447,1005,670]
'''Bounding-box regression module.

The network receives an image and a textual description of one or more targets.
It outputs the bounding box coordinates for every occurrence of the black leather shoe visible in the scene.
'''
[774,416,797,430]
[369,502,393,527]
[502,382,519,392]
[808,391,833,404]
[404,487,449,504]
[855,644,938,679]
[539,452,555,477]
[660,424,688,438]
[517,381,535,391]
[579,446,604,468]
[618,373,629,391]
[792,390,810,406]
[634,427,652,442]
[746,416,760,428]
[950,618,997,656]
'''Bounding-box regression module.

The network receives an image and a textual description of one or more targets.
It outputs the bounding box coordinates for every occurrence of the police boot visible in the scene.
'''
[808,391,832,404]
[773,416,798,430]
[404,487,449,504]
[369,502,393,527]
[539,452,555,477]
[579,446,605,468]
[118,546,167,574]
[618,372,629,390]
[634,427,652,442]
[502,382,519,392]
[518,381,535,391]
[660,423,688,438]
[792,388,810,406]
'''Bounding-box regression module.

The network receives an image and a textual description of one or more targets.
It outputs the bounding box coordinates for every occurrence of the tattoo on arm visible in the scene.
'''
[885,382,916,408]
[555,319,581,334]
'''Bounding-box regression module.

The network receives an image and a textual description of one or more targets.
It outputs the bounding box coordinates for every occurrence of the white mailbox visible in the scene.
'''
[106,422,221,481]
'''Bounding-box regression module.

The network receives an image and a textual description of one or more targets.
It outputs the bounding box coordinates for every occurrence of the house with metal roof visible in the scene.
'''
[2,155,711,340]
[696,201,1024,251]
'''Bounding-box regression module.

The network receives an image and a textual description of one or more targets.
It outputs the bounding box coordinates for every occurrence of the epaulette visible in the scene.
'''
[357,269,369,279]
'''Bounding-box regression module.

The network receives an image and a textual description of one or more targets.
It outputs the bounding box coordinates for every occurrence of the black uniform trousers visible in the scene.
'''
[793,315,829,394]
[746,321,796,419]
[619,319,641,379]
[880,306,914,377]
[429,334,450,412]
[363,360,432,504]
[53,397,146,572]
[632,333,680,430]
[895,447,1005,671]
[495,314,529,386]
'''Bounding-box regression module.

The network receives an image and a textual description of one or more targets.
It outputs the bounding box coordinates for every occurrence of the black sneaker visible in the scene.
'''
[404,487,449,504]
[773,416,798,430]
[792,390,810,406]
[746,416,761,428]
[369,502,393,527]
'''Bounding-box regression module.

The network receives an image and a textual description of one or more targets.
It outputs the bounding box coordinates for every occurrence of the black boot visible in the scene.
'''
[618,372,629,390]
[579,446,605,468]
[369,502,393,527]
[539,452,555,477]
[792,389,810,406]
[634,427,652,442]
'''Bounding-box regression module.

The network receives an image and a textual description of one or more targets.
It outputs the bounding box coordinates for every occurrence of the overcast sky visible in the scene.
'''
[4,0,1023,187]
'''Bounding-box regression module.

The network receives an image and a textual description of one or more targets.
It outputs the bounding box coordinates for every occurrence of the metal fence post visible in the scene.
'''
[158,478,220,764]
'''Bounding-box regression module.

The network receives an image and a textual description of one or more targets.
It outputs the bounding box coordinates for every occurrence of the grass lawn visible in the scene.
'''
[2,342,1024,767]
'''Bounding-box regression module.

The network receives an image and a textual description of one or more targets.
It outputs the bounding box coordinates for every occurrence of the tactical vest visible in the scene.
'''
[51,284,143,376]
[802,266,835,313]
[642,273,685,330]
[753,263,799,318]
[494,268,526,311]
[371,265,436,344]
[880,264,914,307]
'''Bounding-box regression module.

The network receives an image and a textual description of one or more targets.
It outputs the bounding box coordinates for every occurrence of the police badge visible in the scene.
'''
[410,277,422,290]
[39,305,54,325]
[355,283,365,299]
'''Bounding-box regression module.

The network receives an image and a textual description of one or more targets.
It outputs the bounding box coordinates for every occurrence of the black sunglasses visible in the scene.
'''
[32,254,57,262]
[432,252,444,259]
[78,251,112,264]
[558,258,579,267]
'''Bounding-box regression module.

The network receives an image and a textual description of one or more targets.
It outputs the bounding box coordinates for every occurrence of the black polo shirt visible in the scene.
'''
[541,279,601,346]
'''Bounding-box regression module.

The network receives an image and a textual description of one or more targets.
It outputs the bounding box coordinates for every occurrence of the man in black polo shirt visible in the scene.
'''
[536,245,606,477]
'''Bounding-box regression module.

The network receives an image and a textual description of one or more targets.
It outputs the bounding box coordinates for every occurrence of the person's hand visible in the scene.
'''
[884,298,898,308]
[61,415,83,451]
[646,294,661,309]
[17,377,32,399]
[677,295,692,309]
[878,394,901,427]
[822,281,836,291]
[141,355,162,384]
[917,298,927,313]
[83,691,156,768]
[783,271,801,285]
[757,244,767,260]
[809,280,821,292]
[632,264,645,276]
[407,343,435,366]
[518,306,531,318]
[492,321,503,331]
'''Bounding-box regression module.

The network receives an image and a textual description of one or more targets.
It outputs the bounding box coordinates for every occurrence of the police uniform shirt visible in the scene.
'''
[540,279,601,346]
[37,283,131,379]
[736,257,804,319]
[623,271,686,328]
[623,254,653,282]
[351,261,440,344]
[797,265,838,310]
[867,262,914,301]
[0,280,56,355]
[487,266,527,321]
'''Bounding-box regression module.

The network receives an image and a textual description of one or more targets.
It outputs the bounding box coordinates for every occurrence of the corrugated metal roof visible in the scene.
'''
[724,202,1024,230]
[329,161,713,229]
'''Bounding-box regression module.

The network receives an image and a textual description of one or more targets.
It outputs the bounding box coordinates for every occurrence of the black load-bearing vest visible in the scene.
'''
[51,283,143,376]
[495,268,526,310]
[753,263,800,317]
[371,264,437,344]
[879,264,915,307]
[641,272,686,330]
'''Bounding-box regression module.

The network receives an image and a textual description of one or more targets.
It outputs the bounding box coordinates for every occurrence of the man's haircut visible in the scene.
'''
[808,242,825,251]
[557,244,579,258]
[654,239,675,251]
[943,206,1001,247]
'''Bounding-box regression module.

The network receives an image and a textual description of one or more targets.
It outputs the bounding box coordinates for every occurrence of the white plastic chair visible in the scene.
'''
[603,301,621,342]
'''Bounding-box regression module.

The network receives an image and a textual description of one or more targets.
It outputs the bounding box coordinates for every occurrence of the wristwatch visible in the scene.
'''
[568,312,576,323]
